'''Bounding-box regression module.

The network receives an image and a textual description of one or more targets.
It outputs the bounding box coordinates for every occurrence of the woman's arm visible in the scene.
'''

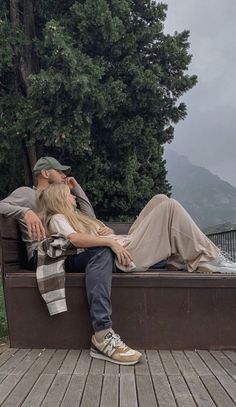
[49,214,132,265]
[68,232,113,248]
[68,232,133,266]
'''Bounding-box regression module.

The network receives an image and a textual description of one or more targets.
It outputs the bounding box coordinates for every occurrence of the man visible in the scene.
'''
[0,156,142,365]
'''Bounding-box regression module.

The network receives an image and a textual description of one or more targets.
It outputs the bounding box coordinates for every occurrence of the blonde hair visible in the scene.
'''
[37,183,104,236]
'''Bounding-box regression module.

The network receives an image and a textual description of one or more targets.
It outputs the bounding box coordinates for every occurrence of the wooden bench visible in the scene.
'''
[1,215,236,350]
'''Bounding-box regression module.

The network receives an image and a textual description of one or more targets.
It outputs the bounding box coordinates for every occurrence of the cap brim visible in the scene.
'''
[57,165,71,175]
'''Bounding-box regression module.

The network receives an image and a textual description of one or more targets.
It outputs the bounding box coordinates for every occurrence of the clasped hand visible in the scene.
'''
[97,226,113,236]
[110,240,133,266]
[24,210,46,241]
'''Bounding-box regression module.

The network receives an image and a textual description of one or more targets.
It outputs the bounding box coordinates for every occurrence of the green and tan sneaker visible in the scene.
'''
[90,330,142,365]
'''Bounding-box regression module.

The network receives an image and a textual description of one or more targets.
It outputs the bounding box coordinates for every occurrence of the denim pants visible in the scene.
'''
[29,247,114,332]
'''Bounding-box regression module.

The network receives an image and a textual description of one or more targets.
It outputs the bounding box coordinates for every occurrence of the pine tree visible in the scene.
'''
[0,0,197,219]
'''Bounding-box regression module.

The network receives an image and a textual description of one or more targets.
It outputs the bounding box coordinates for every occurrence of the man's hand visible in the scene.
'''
[24,210,46,241]
[66,177,79,190]
[97,226,114,236]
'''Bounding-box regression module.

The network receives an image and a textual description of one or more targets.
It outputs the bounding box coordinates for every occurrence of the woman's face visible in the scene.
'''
[67,192,77,208]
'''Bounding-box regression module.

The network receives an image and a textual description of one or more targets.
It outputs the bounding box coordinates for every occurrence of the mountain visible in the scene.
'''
[165,149,236,229]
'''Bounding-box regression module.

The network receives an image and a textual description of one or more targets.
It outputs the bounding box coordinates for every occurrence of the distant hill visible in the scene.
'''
[165,149,236,229]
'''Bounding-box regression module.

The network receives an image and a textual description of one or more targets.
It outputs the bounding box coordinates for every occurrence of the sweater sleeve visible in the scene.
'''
[50,214,77,238]
[0,187,35,219]
[71,184,96,219]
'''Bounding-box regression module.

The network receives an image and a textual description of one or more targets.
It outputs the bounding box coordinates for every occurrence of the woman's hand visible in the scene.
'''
[97,226,114,236]
[109,240,133,266]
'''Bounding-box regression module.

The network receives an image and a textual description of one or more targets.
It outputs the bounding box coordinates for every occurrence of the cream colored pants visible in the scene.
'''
[125,194,220,272]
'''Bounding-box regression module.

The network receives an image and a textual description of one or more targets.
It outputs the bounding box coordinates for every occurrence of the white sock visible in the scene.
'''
[95,328,113,343]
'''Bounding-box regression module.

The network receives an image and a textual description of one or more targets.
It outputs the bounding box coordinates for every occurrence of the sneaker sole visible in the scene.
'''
[90,348,141,365]
[196,266,214,274]
[197,266,236,274]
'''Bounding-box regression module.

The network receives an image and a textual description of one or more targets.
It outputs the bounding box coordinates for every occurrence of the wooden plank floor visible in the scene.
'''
[0,349,236,406]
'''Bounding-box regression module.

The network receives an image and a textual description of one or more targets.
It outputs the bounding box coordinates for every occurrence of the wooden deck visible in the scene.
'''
[0,348,236,406]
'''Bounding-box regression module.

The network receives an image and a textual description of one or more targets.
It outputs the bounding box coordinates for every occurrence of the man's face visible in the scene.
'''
[47,169,67,184]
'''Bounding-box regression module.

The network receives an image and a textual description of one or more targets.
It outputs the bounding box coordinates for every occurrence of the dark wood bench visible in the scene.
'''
[1,215,236,349]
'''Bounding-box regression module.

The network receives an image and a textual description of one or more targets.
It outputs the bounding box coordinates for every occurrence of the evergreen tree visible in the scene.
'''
[0,0,197,220]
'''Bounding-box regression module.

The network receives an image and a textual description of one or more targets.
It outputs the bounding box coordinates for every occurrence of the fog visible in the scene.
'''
[163,0,236,187]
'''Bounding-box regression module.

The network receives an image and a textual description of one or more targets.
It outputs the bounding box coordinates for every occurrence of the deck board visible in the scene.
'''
[60,374,86,407]
[184,350,213,376]
[146,349,165,375]
[58,349,80,374]
[184,375,216,407]
[0,348,235,406]
[0,350,31,374]
[201,375,236,407]
[40,374,71,407]
[42,349,66,374]
[104,359,119,375]
[136,375,157,407]
[197,350,230,376]
[80,374,103,407]
[159,350,181,375]
[0,349,18,368]
[135,350,149,376]
[168,375,197,406]
[1,349,54,406]
[74,349,91,375]
[152,374,177,407]
[210,351,236,376]
[120,374,138,407]
[172,350,197,377]
[216,374,236,404]
[100,375,119,407]
[21,374,55,407]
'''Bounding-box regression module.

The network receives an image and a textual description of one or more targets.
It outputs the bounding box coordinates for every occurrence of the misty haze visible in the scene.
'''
[164,0,236,189]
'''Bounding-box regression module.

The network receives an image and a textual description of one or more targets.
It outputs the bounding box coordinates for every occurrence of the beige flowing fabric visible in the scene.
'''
[115,194,219,272]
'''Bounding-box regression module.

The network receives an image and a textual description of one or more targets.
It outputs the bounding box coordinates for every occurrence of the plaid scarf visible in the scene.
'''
[36,235,84,316]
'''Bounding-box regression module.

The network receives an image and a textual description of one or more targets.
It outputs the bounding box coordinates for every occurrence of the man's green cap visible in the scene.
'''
[33,157,71,176]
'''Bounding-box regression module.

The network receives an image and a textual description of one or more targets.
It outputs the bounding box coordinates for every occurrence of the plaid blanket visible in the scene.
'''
[36,235,84,316]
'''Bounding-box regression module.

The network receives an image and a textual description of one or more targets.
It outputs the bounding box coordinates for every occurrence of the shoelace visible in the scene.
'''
[218,251,235,264]
[110,333,126,349]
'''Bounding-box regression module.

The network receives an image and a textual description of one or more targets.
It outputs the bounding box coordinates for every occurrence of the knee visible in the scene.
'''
[169,198,180,206]
[95,247,114,265]
[156,194,169,200]
[100,247,114,258]
[168,198,185,212]
[152,194,169,204]
[86,247,114,277]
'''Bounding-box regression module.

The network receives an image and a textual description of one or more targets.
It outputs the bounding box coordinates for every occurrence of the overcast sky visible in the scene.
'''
[163,0,236,186]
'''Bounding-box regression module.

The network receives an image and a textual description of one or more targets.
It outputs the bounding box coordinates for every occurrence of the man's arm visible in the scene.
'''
[66,178,96,218]
[0,187,45,240]
[0,187,33,218]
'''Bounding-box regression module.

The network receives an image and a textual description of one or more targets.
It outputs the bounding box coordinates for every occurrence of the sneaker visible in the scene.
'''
[90,330,142,365]
[197,253,236,274]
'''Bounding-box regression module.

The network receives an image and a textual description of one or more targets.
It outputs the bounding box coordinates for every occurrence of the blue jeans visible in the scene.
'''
[29,247,114,332]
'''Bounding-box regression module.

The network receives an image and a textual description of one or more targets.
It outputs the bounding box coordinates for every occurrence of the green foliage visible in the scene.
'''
[0,0,197,219]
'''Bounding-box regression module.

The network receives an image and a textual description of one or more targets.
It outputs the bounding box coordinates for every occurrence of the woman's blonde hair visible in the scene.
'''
[37,183,104,236]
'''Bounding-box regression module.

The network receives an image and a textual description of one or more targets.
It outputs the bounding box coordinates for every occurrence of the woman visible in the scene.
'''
[37,183,236,273]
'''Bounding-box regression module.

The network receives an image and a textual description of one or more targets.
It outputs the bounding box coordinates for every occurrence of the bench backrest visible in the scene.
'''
[0,215,132,276]
[0,216,28,275]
